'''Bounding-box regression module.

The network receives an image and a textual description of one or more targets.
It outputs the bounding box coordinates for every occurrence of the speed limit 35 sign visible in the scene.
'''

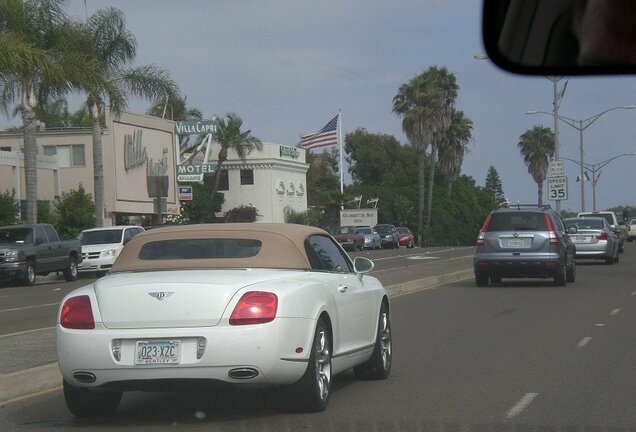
[547,176,568,201]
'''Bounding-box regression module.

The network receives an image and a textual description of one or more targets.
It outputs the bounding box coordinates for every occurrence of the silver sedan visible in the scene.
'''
[563,217,619,264]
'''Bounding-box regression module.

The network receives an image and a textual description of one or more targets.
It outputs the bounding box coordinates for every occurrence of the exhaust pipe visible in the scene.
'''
[228,368,259,380]
[73,371,97,383]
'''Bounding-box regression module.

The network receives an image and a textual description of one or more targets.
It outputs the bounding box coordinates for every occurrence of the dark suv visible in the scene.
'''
[474,204,576,287]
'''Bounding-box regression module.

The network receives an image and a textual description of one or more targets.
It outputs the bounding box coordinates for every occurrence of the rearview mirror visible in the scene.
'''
[483,0,636,75]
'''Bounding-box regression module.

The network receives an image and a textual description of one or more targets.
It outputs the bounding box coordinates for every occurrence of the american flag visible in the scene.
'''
[300,114,339,149]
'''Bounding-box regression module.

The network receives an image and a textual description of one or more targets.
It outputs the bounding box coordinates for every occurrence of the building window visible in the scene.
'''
[218,170,229,191]
[1,146,11,152]
[43,144,85,168]
[240,169,254,185]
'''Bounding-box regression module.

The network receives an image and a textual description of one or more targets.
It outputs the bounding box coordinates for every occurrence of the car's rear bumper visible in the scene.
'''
[474,259,561,278]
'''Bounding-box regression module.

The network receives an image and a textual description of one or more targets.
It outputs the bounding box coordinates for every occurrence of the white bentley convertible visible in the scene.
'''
[57,223,391,416]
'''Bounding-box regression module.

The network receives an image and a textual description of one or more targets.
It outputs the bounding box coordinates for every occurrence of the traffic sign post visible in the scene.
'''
[548,176,568,201]
[550,160,565,177]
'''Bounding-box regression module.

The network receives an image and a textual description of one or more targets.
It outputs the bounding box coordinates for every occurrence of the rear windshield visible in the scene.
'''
[78,229,123,245]
[488,212,548,231]
[397,227,410,234]
[375,226,391,234]
[138,238,262,260]
[564,219,604,230]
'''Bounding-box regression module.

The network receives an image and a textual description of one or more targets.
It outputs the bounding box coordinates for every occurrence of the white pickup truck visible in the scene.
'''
[628,219,636,242]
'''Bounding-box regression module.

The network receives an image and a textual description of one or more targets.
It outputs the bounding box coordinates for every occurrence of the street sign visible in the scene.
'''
[174,119,219,135]
[548,176,568,201]
[550,160,565,177]
[178,186,193,201]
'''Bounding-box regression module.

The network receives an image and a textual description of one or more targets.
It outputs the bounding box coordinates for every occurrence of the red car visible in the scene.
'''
[331,226,365,251]
[396,227,415,248]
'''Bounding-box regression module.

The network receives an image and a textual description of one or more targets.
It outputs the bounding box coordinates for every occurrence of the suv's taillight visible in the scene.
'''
[229,291,278,325]
[543,214,559,246]
[60,295,95,329]
[476,213,493,247]
[596,232,609,240]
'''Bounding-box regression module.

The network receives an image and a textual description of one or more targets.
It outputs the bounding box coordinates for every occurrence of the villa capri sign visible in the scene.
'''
[174,120,219,135]
[174,118,220,181]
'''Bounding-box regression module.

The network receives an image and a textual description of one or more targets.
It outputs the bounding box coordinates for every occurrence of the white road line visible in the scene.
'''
[594,323,606,327]
[0,302,59,314]
[577,337,592,348]
[0,326,55,339]
[506,393,538,418]
[610,309,620,316]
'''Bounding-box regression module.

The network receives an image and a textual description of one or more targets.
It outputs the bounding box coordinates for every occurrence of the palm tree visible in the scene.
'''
[0,0,93,223]
[393,66,458,239]
[78,7,179,226]
[518,125,555,206]
[438,109,473,197]
[209,113,263,197]
[147,95,202,157]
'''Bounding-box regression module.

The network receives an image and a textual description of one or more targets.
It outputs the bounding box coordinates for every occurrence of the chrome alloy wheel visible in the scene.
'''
[379,312,392,370]
[314,330,331,402]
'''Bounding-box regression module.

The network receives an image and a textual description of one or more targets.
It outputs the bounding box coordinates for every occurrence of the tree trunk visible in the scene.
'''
[210,145,229,197]
[22,79,38,224]
[537,180,544,206]
[416,148,426,246]
[425,142,437,228]
[91,102,104,227]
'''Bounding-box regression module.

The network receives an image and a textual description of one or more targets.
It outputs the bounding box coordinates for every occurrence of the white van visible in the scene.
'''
[77,226,145,276]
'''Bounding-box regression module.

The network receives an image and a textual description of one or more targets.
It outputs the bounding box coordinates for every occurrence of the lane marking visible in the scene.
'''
[610,309,620,316]
[0,302,59,314]
[506,393,538,418]
[0,326,55,339]
[577,337,592,348]
[631,291,636,296]
[594,323,606,327]
[0,385,62,406]
[406,256,439,260]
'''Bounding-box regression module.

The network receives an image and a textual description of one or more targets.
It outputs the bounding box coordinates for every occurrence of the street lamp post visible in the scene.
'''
[526,105,635,212]
[559,153,636,211]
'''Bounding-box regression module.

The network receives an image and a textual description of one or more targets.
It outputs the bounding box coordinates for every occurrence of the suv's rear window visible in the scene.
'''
[488,212,548,231]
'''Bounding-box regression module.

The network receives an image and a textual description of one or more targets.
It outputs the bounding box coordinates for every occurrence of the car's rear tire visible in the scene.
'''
[605,255,615,265]
[475,271,489,287]
[63,257,78,281]
[566,258,576,282]
[63,380,122,418]
[554,262,567,286]
[354,302,391,380]
[289,319,331,412]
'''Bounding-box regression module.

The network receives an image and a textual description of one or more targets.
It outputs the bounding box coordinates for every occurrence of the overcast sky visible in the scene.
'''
[4,0,636,213]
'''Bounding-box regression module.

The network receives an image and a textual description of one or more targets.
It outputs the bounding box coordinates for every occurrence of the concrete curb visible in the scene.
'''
[0,268,474,405]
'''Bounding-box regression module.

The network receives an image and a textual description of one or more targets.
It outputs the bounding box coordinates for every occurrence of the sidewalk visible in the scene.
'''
[0,268,474,404]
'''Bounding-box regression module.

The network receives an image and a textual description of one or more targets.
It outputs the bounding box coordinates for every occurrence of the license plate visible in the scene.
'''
[135,340,181,365]
[575,235,588,242]
[507,239,524,247]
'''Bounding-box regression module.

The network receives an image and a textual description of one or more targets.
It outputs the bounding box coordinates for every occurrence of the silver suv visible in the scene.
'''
[474,204,576,287]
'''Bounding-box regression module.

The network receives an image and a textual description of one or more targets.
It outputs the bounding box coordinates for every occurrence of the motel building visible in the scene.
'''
[0,109,309,225]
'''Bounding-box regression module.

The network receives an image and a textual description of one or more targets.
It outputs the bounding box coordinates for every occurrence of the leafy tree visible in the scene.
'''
[179,176,224,223]
[75,7,179,227]
[53,184,95,239]
[0,0,95,223]
[209,113,263,196]
[147,95,203,158]
[224,205,260,222]
[0,190,19,225]
[37,201,55,224]
[284,208,325,227]
[518,125,554,206]
[485,166,506,206]
[305,147,343,229]
[438,109,473,197]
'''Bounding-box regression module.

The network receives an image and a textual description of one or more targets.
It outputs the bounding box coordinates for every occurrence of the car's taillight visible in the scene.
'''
[596,232,609,240]
[543,214,559,246]
[476,213,493,247]
[60,295,95,329]
[229,291,278,325]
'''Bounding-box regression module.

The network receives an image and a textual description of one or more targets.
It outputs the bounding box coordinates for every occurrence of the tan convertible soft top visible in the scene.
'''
[111,223,328,273]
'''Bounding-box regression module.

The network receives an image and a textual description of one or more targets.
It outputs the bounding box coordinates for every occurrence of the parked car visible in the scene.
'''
[577,211,625,253]
[628,219,636,242]
[474,204,576,287]
[0,223,81,285]
[57,223,391,416]
[357,226,381,250]
[396,227,415,248]
[563,217,619,264]
[374,224,400,249]
[331,226,365,251]
[77,226,145,276]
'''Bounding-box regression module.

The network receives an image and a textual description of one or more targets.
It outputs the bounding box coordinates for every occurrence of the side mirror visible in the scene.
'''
[353,256,375,275]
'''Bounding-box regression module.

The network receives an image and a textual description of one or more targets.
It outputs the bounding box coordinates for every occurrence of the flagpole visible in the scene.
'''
[338,109,343,195]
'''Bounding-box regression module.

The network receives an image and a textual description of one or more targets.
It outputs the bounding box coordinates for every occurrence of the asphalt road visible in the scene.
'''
[2,244,636,431]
